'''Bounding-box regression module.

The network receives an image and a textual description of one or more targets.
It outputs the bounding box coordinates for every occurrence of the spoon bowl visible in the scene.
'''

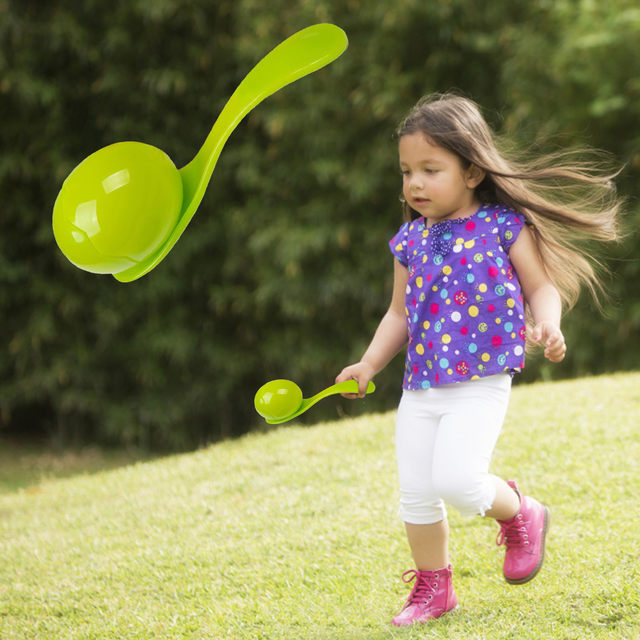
[254,379,304,421]
[254,378,376,424]
[53,142,182,274]
[52,24,348,281]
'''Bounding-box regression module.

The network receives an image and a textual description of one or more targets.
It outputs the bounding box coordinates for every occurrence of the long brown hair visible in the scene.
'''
[397,93,623,313]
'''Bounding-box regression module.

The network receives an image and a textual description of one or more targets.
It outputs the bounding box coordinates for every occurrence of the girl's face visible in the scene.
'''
[399,132,484,224]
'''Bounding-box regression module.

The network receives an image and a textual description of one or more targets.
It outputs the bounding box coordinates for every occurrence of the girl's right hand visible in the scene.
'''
[336,362,376,398]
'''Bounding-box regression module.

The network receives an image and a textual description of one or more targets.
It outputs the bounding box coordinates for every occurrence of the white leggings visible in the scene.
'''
[395,374,512,525]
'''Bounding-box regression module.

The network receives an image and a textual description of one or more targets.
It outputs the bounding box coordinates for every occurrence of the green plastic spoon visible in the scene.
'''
[52,24,348,282]
[254,379,376,424]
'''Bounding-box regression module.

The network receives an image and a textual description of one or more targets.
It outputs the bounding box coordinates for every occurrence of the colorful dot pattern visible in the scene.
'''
[389,205,527,390]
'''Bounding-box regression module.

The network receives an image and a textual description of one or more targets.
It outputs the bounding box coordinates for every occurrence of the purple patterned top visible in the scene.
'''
[389,205,527,389]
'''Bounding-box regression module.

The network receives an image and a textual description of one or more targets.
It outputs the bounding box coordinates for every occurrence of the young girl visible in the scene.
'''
[336,93,621,626]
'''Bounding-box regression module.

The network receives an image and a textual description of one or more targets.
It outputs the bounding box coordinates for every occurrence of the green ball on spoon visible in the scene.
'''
[53,142,182,276]
[52,24,348,282]
[254,379,376,424]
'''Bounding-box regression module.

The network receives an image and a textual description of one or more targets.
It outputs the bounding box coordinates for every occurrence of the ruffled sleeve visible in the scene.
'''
[499,210,526,253]
[389,221,410,267]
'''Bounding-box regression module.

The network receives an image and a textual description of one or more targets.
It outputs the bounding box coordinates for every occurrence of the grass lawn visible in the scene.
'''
[1,373,639,639]
[0,443,153,495]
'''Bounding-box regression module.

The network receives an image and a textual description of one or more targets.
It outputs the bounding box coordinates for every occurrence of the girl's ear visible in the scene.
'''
[465,163,486,189]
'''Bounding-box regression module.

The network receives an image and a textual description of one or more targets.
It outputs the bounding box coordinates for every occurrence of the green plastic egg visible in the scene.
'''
[254,380,303,421]
[52,142,183,274]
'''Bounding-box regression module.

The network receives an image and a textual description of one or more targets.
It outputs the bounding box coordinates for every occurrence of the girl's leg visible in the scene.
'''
[431,374,513,518]
[395,389,448,531]
[398,388,449,569]
[392,390,459,626]
[423,375,548,585]
[484,476,520,520]
[405,519,449,571]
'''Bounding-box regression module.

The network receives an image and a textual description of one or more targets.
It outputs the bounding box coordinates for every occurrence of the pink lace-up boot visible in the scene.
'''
[391,565,458,626]
[496,480,550,584]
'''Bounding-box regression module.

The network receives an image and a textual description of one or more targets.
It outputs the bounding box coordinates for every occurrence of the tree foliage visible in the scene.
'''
[1,0,638,448]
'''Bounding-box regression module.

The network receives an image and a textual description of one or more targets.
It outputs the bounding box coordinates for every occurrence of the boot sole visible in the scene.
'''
[504,506,550,585]
[391,604,460,626]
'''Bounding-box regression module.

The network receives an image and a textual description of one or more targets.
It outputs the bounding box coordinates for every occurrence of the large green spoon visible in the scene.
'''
[254,379,376,424]
[52,24,348,282]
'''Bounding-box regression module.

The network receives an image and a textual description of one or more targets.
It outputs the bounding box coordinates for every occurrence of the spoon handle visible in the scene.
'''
[180,24,347,203]
[113,24,347,283]
[312,379,376,403]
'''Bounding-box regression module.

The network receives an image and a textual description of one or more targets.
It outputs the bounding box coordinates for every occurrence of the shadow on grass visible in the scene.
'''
[0,437,157,495]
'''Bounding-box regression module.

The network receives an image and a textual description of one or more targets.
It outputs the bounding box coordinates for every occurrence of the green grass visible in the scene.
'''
[0,443,153,495]
[1,373,639,639]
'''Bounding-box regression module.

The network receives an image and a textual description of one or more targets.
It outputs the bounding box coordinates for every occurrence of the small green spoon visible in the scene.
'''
[254,379,376,424]
[52,24,348,281]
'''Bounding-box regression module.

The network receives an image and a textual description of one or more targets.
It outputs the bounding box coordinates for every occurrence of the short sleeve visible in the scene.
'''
[389,222,410,267]
[500,212,525,253]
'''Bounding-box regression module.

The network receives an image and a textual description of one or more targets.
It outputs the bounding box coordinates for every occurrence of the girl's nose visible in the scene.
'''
[409,173,424,190]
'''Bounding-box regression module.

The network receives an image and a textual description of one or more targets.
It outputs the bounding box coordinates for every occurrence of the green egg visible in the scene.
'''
[254,380,303,421]
[52,142,183,274]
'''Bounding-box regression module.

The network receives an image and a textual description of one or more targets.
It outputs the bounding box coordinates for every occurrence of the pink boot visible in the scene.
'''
[497,480,550,584]
[391,565,458,626]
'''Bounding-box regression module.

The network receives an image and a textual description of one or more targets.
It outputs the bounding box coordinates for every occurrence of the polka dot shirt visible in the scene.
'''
[389,205,527,390]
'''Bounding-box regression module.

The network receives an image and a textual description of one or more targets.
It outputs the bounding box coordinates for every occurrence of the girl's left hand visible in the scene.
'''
[532,321,566,362]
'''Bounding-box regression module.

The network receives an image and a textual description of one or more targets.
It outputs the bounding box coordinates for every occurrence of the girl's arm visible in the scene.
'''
[336,259,409,396]
[509,226,567,362]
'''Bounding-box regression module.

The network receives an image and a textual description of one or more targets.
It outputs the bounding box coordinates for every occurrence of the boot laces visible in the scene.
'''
[496,513,531,549]
[401,569,439,608]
